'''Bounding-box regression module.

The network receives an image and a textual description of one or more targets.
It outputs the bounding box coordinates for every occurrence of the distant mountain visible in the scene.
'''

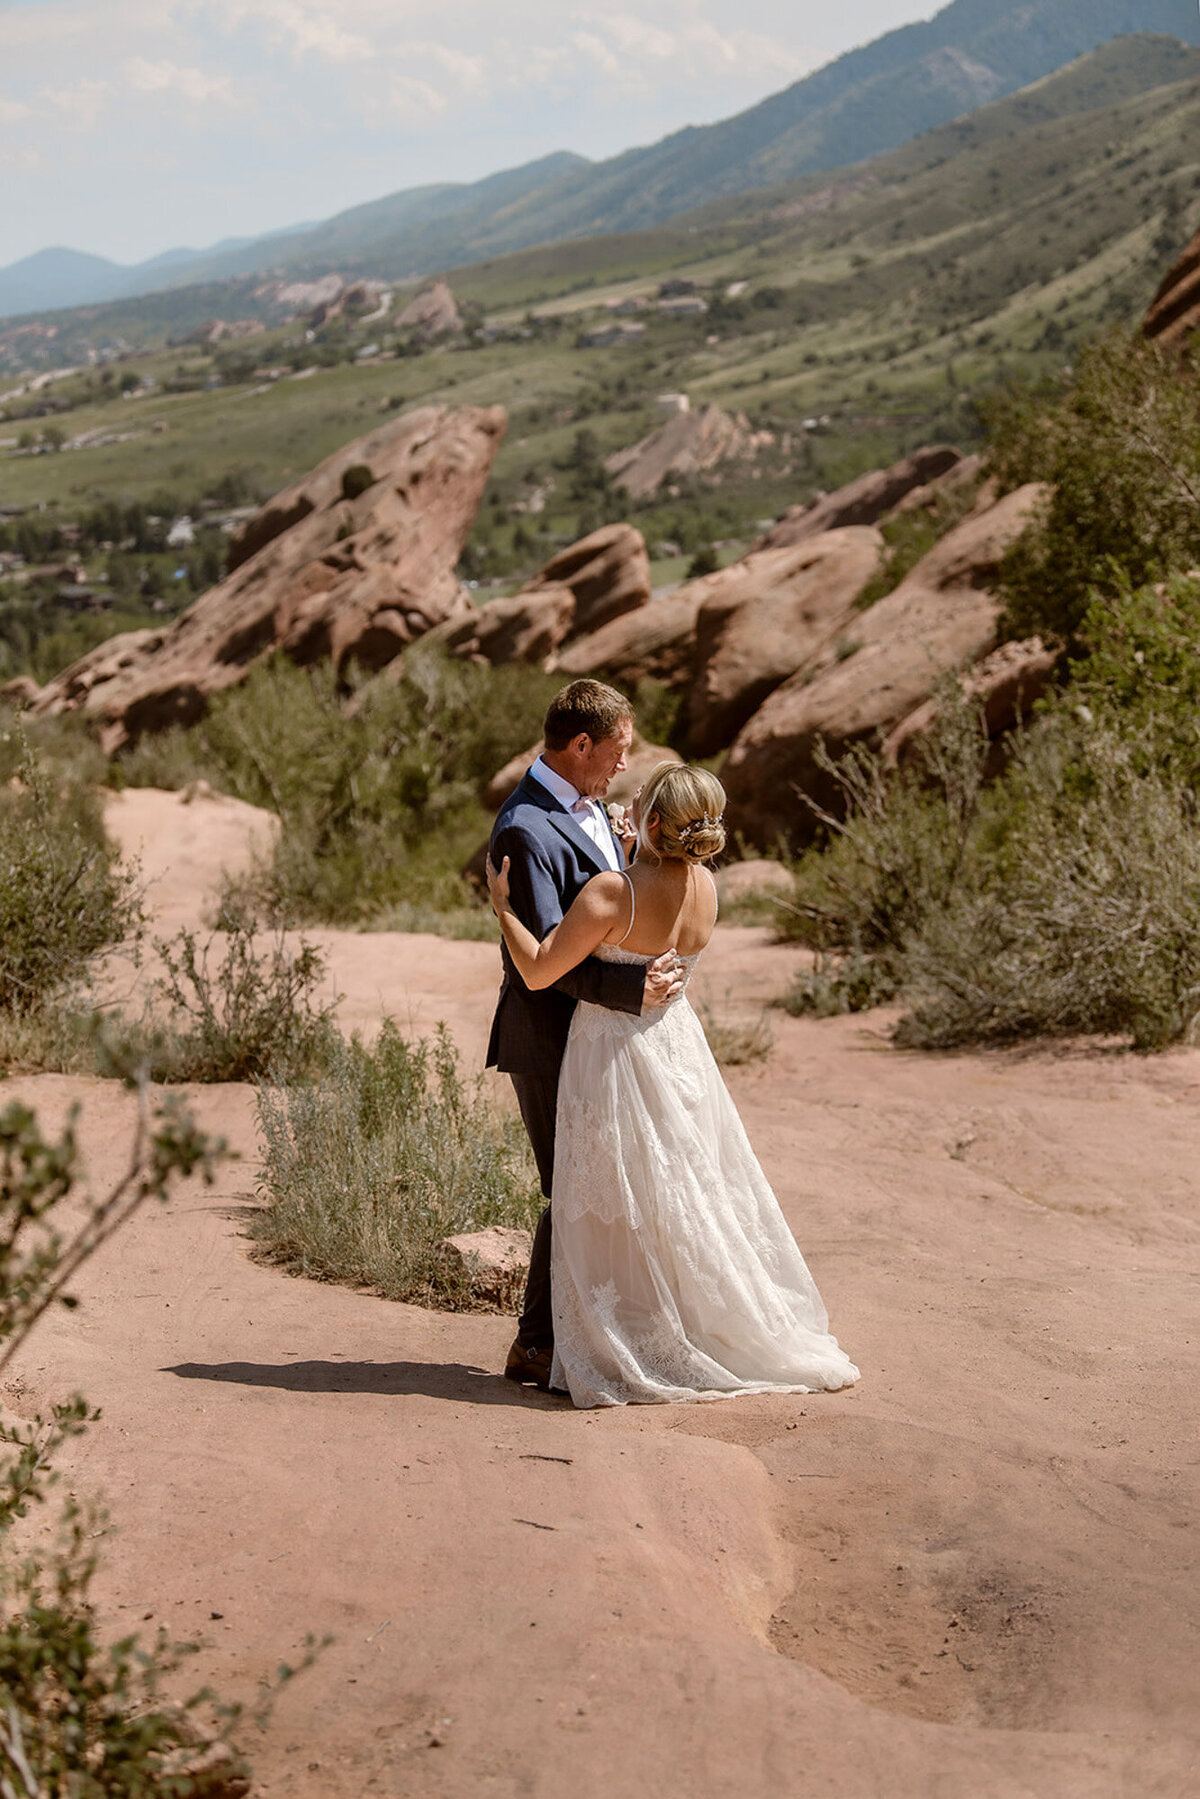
[0,247,128,316]
[3,0,1199,321]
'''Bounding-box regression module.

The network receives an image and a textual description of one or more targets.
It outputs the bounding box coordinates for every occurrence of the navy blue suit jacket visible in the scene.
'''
[486,770,645,1078]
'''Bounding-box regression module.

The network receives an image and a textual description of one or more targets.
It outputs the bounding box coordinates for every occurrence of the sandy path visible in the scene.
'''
[3,792,1195,1796]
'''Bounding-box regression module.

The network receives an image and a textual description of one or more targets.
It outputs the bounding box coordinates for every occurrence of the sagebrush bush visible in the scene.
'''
[135,914,340,1083]
[0,741,140,1015]
[780,649,1200,1049]
[779,686,992,970]
[987,330,1200,642]
[253,1020,540,1305]
[696,998,774,1066]
[120,649,561,925]
[898,719,1200,1050]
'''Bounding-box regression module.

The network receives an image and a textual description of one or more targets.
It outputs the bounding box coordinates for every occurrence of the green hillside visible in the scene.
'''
[2,0,1198,323]
[2,34,1198,683]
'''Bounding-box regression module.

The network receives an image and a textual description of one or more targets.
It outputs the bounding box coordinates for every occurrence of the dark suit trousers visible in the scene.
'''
[510,1070,559,1352]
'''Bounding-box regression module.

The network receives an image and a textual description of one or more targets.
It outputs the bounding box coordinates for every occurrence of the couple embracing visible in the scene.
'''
[485,678,859,1408]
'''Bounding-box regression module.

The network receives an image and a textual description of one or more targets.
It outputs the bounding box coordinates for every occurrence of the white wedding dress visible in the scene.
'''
[549,881,860,1408]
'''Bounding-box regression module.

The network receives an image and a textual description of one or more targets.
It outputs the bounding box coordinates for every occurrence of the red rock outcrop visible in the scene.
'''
[395,279,461,342]
[522,525,651,640]
[683,527,884,756]
[756,445,964,549]
[29,405,504,751]
[431,585,576,667]
[882,636,1059,767]
[605,403,774,500]
[1144,227,1200,351]
[722,483,1047,849]
[551,587,702,687]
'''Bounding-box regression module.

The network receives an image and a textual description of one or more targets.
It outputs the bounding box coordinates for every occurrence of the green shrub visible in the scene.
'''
[778,950,899,1019]
[134,915,339,1083]
[1070,572,1200,783]
[897,718,1200,1051]
[340,463,375,501]
[780,687,992,971]
[119,649,560,926]
[253,1020,540,1306]
[987,331,1200,642]
[696,998,774,1066]
[0,740,140,1015]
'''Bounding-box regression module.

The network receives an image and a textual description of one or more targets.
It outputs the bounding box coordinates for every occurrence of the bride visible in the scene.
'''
[486,760,860,1409]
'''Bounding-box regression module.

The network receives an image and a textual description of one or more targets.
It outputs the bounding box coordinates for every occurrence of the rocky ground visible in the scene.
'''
[4,790,1197,1798]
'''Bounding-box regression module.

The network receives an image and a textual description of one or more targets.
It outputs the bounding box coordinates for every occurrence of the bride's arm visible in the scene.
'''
[487,856,626,990]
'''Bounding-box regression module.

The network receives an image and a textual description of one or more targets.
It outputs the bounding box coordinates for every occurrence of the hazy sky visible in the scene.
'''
[0,1,941,267]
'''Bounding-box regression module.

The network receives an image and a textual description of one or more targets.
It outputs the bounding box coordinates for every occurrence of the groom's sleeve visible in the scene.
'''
[493,823,645,1016]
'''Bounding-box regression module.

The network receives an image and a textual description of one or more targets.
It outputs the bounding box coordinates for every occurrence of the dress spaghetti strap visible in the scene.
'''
[704,864,719,922]
[617,870,636,946]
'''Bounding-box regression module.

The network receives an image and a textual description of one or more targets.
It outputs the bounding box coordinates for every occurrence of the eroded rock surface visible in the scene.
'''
[606,403,775,500]
[757,445,964,550]
[723,483,1047,848]
[684,527,884,756]
[1144,226,1200,351]
[30,404,504,750]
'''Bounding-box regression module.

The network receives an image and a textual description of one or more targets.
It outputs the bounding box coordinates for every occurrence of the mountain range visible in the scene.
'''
[2,0,1199,322]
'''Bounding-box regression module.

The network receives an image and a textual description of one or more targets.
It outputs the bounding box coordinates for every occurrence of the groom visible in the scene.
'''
[487,678,682,1391]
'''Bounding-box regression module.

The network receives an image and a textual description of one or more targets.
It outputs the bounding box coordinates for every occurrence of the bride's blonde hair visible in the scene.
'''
[637,762,727,864]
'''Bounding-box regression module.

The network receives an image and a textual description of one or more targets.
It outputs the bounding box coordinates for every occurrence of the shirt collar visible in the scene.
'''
[529,754,592,812]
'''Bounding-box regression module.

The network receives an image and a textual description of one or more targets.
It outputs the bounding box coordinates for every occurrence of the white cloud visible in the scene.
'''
[127,57,237,103]
[387,74,450,121]
[0,96,34,124]
[210,0,372,61]
[38,77,110,128]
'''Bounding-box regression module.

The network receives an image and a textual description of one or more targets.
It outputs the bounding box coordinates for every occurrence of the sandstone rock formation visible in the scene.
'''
[722,483,1047,849]
[551,587,703,687]
[756,445,964,549]
[29,404,504,751]
[605,403,774,500]
[1144,226,1200,351]
[421,526,650,672]
[395,278,461,342]
[432,585,577,667]
[881,636,1059,768]
[523,524,651,639]
[683,527,884,756]
[435,1226,532,1308]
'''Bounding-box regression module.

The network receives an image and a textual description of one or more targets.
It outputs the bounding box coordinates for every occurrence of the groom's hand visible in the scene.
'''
[643,949,684,1010]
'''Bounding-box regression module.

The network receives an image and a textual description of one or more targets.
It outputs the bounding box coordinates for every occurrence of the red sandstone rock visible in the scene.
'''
[684,527,883,756]
[757,446,964,549]
[551,587,703,686]
[1144,227,1200,351]
[523,525,651,640]
[722,483,1047,849]
[431,585,576,667]
[29,405,504,750]
[882,636,1059,767]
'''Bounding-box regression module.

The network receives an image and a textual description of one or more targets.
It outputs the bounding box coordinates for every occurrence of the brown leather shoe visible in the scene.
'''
[504,1339,554,1390]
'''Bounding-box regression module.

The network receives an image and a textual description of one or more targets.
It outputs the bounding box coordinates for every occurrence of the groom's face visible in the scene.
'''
[578,720,633,798]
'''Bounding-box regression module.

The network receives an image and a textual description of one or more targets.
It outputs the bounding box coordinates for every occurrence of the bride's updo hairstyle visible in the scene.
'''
[638,762,727,864]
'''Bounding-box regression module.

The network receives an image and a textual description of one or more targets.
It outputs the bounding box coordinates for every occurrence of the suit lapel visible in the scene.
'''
[547,804,611,873]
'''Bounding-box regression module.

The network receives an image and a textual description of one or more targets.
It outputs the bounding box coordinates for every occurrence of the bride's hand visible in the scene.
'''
[485,852,512,914]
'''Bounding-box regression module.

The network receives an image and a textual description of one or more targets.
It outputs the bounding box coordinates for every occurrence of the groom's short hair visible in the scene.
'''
[543,679,634,751]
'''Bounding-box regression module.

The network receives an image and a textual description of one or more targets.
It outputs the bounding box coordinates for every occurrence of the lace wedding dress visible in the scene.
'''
[549,899,860,1408]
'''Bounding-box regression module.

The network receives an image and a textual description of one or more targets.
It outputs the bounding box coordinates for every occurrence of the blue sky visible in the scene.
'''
[0,1,939,267]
